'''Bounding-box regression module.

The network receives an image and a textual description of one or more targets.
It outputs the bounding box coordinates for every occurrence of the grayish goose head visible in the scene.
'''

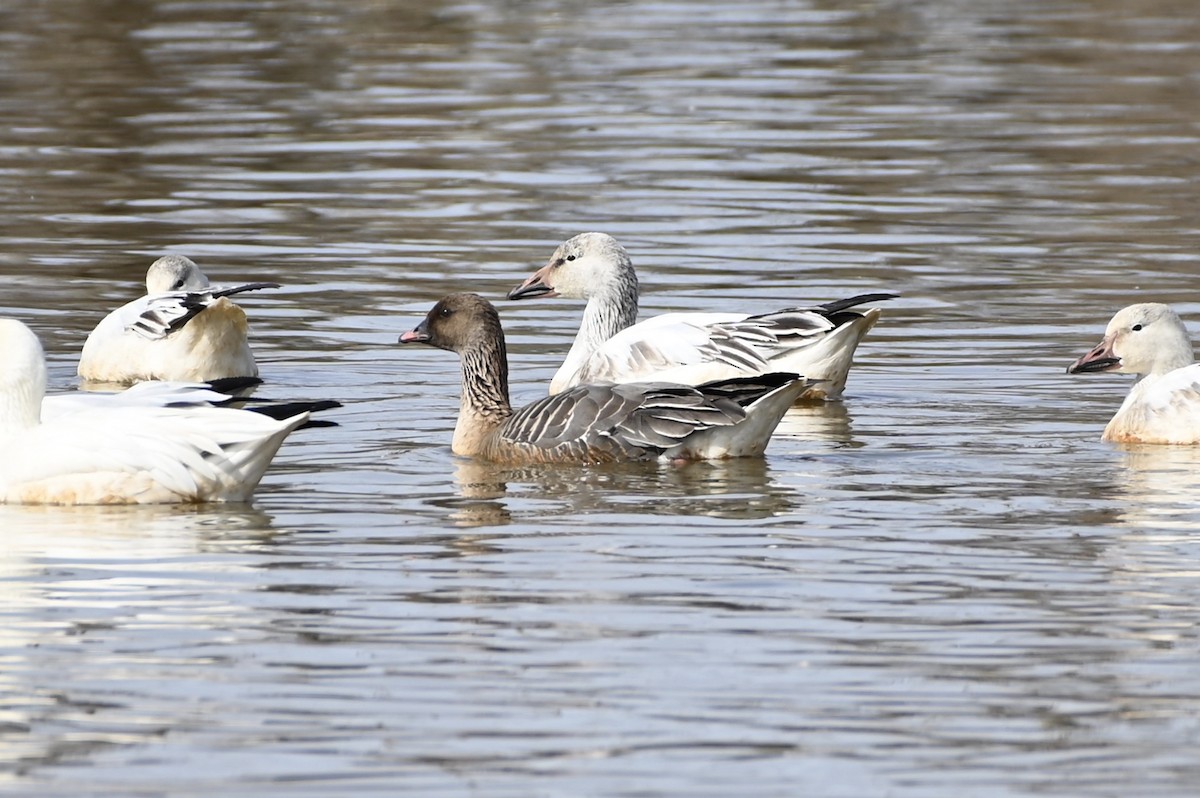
[145,255,210,294]
[508,232,636,301]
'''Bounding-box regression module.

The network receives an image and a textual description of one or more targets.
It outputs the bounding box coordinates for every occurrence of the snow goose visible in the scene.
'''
[507,232,896,400]
[1067,303,1200,444]
[43,377,341,429]
[1,319,309,504]
[397,293,811,464]
[77,254,279,385]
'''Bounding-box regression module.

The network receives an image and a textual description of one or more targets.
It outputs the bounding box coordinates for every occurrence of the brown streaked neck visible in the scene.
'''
[452,329,514,456]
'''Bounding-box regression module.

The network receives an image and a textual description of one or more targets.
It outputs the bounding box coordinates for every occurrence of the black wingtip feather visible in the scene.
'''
[814,292,899,314]
[211,282,282,299]
[699,371,801,393]
[245,400,343,420]
[205,376,264,396]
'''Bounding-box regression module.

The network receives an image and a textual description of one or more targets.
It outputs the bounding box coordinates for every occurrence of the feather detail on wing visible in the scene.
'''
[498,373,801,461]
[569,308,834,386]
[126,283,280,341]
[566,294,898,392]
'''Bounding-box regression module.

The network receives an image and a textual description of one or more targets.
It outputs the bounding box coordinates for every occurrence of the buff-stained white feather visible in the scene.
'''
[1,319,307,504]
[1067,303,1200,444]
[77,255,278,385]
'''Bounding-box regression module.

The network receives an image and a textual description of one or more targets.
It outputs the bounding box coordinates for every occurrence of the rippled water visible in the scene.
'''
[4,0,1200,795]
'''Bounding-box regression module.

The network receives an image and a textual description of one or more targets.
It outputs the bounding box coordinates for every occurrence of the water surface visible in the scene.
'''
[3,0,1200,795]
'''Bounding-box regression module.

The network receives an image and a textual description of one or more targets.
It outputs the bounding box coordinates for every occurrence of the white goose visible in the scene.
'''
[507,232,896,400]
[398,293,810,464]
[1067,303,1200,444]
[77,254,278,385]
[1,319,309,504]
[42,377,340,428]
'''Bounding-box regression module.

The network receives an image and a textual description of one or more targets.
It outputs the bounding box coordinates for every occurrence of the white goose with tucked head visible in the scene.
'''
[1,319,309,504]
[77,255,279,385]
[1067,303,1200,444]
[508,233,896,400]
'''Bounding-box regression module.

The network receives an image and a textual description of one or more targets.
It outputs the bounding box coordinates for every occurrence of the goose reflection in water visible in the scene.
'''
[442,455,800,529]
[1114,446,1200,530]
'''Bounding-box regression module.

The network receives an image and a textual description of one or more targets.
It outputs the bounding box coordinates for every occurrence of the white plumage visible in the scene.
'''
[1067,302,1200,444]
[1,319,307,504]
[508,232,894,399]
[77,255,278,385]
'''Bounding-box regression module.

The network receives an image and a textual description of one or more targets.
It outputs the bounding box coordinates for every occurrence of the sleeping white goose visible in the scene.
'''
[1067,303,1200,444]
[507,232,896,400]
[77,254,279,385]
[398,293,812,464]
[1,318,310,504]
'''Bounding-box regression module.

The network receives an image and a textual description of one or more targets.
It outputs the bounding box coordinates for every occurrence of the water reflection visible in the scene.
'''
[0,503,274,549]
[444,456,799,528]
[774,401,855,444]
[5,0,1200,795]
[1114,445,1200,529]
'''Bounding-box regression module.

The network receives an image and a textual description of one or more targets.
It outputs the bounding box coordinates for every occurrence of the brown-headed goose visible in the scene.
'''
[507,232,895,400]
[78,255,279,385]
[398,293,811,464]
[1067,302,1200,444]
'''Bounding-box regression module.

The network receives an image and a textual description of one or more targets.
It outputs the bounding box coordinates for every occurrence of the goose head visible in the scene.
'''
[508,232,637,301]
[1068,303,1194,378]
[145,255,211,294]
[399,292,504,354]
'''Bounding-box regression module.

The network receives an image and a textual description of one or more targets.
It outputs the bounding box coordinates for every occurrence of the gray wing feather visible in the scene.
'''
[707,293,898,365]
[500,380,765,460]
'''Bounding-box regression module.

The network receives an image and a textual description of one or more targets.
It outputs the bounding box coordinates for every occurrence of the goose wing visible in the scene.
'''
[723,292,899,361]
[499,378,777,460]
[44,381,338,428]
[572,312,774,387]
[43,381,240,420]
[572,293,897,388]
[127,283,280,341]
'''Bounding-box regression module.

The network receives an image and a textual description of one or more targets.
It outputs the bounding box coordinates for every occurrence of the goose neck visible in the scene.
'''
[453,335,513,455]
[578,280,639,350]
[0,371,44,435]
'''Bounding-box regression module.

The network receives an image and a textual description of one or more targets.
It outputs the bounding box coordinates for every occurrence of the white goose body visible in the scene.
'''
[508,232,894,400]
[78,255,277,385]
[1067,303,1200,444]
[2,319,307,504]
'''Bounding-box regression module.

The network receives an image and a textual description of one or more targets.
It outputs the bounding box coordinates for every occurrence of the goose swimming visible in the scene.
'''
[508,232,894,400]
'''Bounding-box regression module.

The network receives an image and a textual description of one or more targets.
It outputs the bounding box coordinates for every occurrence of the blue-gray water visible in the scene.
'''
[3,1,1200,795]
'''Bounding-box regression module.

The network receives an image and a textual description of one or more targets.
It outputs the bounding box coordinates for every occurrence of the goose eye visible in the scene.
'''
[439,306,453,318]
[172,279,186,290]
[1132,323,1144,332]
[566,254,576,261]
